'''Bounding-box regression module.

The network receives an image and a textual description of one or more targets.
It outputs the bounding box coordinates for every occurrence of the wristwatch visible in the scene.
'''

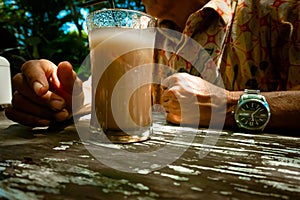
[234,89,271,131]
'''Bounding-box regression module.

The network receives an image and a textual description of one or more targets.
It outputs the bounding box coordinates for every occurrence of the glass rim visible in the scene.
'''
[87,8,155,20]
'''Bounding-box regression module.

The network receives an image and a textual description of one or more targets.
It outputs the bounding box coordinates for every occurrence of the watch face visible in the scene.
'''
[235,100,270,130]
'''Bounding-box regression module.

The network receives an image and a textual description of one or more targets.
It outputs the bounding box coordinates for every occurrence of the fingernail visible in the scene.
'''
[50,99,65,111]
[55,109,70,122]
[33,81,44,95]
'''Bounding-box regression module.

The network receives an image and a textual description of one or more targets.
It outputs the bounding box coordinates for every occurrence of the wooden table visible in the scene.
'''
[0,110,300,200]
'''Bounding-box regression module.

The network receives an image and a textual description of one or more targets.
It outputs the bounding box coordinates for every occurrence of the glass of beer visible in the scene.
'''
[86,9,156,143]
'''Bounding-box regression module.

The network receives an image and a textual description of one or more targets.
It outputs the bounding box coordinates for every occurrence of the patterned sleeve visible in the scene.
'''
[271,0,300,90]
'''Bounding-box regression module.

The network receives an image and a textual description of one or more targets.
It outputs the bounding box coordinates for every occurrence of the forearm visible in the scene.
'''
[225,90,300,131]
[263,91,300,131]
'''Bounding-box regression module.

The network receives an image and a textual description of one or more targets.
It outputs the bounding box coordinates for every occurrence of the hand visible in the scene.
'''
[5,59,84,127]
[160,73,228,127]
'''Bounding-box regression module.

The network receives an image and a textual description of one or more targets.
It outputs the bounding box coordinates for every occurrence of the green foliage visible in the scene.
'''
[0,0,144,80]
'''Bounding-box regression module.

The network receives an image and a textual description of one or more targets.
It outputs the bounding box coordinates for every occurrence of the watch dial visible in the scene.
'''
[236,101,269,129]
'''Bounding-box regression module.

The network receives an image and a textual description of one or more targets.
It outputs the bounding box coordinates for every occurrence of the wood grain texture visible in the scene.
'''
[0,111,300,199]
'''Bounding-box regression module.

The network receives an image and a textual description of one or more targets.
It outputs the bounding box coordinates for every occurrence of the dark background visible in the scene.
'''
[0,0,144,80]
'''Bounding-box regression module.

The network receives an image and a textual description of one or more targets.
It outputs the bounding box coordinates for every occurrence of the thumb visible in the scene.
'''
[53,61,83,112]
[56,61,77,94]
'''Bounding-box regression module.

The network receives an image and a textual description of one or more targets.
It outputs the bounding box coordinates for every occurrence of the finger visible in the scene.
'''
[57,61,77,94]
[161,89,180,109]
[10,93,70,125]
[12,73,66,111]
[161,87,180,103]
[12,92,55,119]
[52,61,84,111]
[5,105,51,127]
[54,108,70,122]
[161,99,181,115]
[165,112,181,125]
[21,59,57,96]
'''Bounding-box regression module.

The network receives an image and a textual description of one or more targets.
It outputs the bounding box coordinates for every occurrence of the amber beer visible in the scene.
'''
[89,25,155,143]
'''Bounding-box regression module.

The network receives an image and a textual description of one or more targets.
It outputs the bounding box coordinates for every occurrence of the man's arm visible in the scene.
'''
[226,90,300,131]
[161,73,300,131]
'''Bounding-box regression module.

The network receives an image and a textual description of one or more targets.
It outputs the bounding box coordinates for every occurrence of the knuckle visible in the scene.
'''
[12,73,23,87]
[20,60,38,83]
[21,60,36,72]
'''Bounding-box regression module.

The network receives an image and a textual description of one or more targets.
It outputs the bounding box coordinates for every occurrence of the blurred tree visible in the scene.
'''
[0,0,144,80]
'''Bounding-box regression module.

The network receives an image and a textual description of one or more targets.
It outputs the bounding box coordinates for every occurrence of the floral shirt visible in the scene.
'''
[154,0,300,91]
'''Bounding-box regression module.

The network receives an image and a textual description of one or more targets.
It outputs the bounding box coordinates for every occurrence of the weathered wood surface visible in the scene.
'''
[0,111,300,200]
